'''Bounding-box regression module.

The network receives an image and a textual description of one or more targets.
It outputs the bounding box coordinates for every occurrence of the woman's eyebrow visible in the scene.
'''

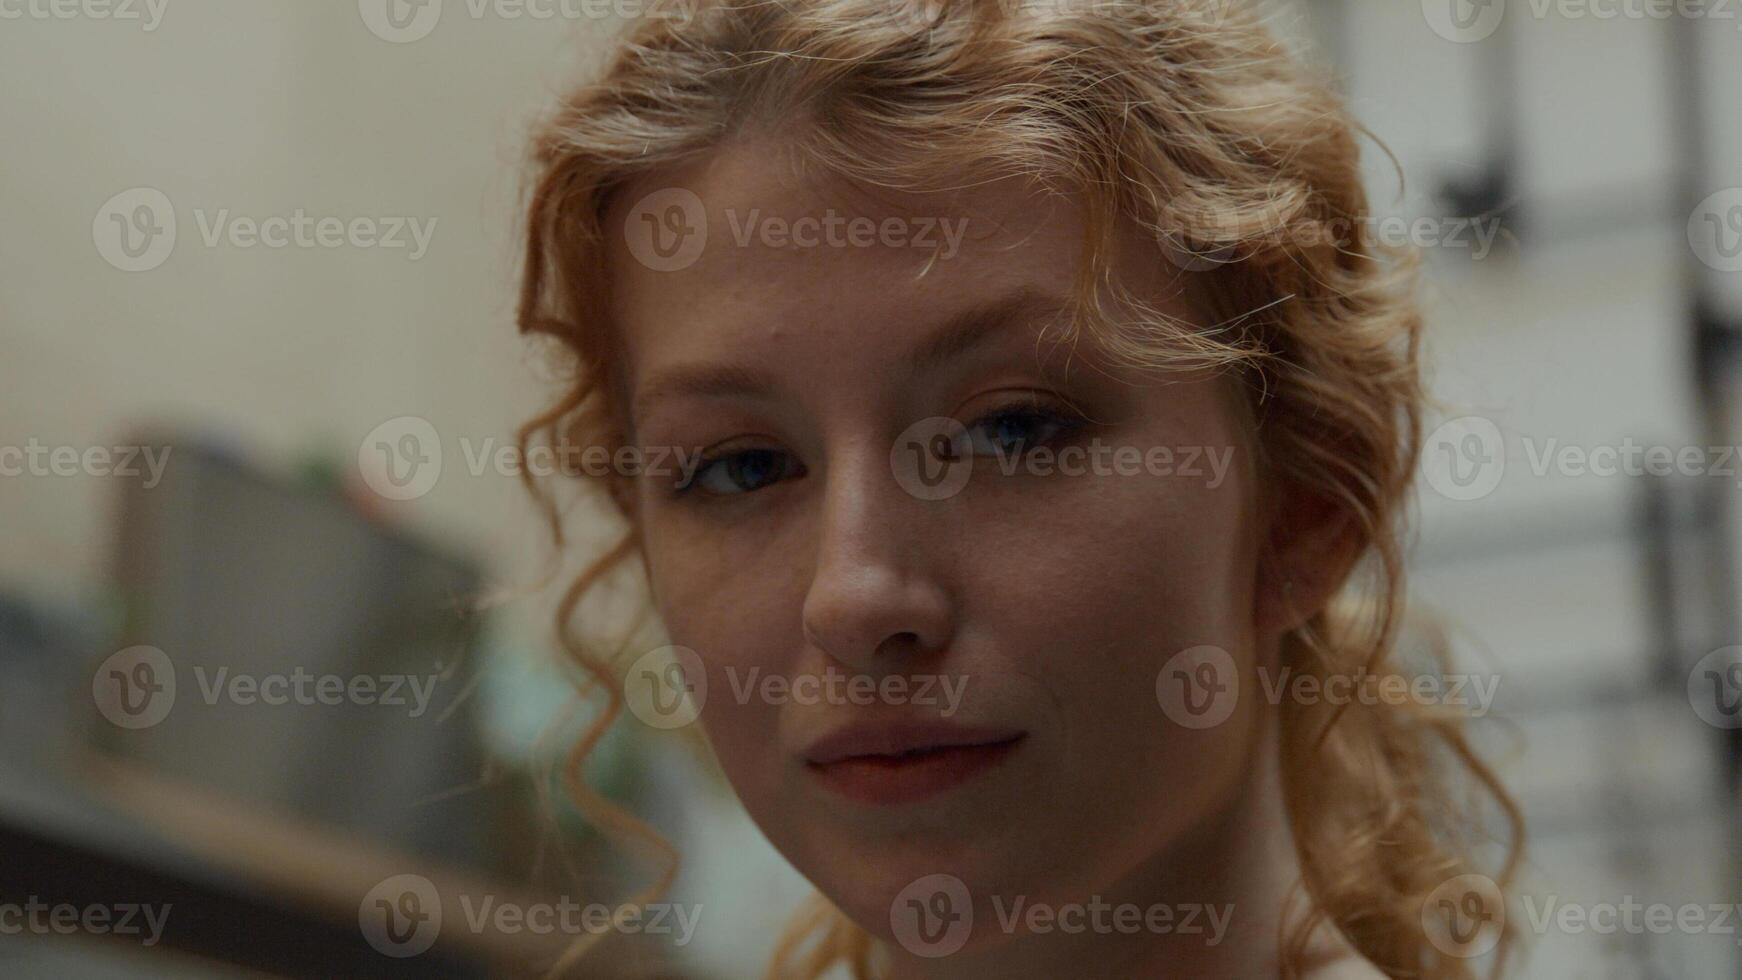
[632,288,1069,418]
[633,362,774,420]
[902,287,1068,381]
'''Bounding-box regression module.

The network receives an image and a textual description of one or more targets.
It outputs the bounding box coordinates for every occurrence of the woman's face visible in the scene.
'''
[606,141,1277,954]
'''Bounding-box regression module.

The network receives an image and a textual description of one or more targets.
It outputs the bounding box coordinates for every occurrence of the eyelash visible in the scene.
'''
[672,443,800,498]
[670,394,1087,499]
[956,395,1087,460]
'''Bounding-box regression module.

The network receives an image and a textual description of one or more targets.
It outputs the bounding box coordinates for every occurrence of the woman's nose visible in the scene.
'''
[799,453,955,676]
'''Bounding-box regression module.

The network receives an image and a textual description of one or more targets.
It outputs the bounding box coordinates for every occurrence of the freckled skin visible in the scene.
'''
[603,142,1359,979]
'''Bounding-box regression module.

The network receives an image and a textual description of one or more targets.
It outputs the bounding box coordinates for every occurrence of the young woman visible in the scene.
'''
[513,1,1522,976]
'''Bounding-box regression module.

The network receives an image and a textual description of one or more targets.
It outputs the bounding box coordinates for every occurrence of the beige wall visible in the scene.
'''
[0,1,612,601]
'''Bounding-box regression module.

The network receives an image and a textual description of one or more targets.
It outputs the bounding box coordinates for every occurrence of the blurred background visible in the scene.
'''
[2,1,1740,977]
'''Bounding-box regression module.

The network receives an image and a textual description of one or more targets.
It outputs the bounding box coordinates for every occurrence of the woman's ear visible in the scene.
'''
[1255,486,1362,635]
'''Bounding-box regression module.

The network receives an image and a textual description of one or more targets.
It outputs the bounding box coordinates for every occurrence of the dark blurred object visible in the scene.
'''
[0,590,115,769]
[97,438,491,872]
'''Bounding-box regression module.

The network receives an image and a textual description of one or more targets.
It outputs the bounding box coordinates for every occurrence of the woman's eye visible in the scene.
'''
[679,447,799,496]
[962,407,1078,457]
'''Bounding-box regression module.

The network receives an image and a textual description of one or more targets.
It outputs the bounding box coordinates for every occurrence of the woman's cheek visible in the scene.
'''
[643,537,790,748]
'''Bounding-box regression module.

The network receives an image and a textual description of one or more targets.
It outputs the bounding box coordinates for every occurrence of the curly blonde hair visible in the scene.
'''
[513,1,1523,977]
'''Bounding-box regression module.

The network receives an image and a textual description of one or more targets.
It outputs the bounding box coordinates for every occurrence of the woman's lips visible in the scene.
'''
[802,722,1026,805]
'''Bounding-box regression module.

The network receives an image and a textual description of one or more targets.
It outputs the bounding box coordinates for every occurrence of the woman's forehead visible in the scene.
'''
[603,143,1202,377]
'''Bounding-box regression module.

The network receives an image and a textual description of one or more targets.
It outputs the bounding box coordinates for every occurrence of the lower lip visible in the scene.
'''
[806,737,1024,805]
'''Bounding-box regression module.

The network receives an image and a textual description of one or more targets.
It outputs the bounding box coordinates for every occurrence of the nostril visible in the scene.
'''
[876,631,923,657]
